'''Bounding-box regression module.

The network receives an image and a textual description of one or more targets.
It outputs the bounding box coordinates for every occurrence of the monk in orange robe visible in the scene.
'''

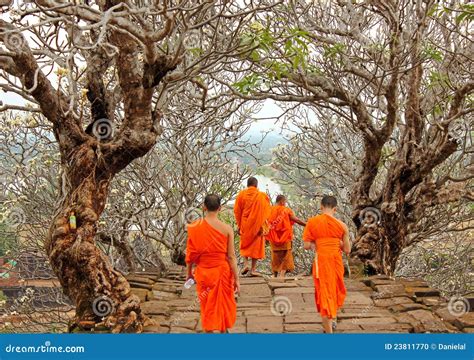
[303,195,351,333]
[186,194,240,333]
[234,176,271,276]
[266,195,306,279]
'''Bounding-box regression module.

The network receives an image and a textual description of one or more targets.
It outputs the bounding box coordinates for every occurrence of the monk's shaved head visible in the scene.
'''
[321,195,337,209]
[276,194,286,204]
[204,194,221,212]
[247,176,258,187]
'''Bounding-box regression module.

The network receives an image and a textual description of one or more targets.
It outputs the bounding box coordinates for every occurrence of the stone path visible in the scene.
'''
[126,267,472,334]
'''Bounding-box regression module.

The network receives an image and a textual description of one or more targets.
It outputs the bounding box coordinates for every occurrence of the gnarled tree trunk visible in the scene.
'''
[45,136,157,332]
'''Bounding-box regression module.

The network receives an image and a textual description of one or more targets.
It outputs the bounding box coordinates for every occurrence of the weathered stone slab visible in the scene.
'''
[239,277,268,285]
[240,284,271,297]
[302,293,315,304]
[278,294,305,305]
[237,304,270,312]
[155,278,183,285]
[274,287,314,295]
[359,323,413,333]
[268,281,298,290]
[284,313,322,324]
[407,309,448,333]
[149,315,169,326]
[244,308,275,317]
[366,279,395,289]
[373,284,406,296]
[140,300,171,316]
[130,288,148,302]
[334,320,362,332]
[129,281,153,290]
[373,296,413,307]
[406,287,440,298]
[421,297,444,307]
[360,275,392,287]
[406,309,436,322]
[237,296,271,304]
[389,302,428,313]
[344,292,373,306]
[142,324,169,333]
[126,275,156,285]
[169,326,194,333]
[247,316,283,333]
[294,277,314,287]
[284,323,323,333]
[345,280,372,291]
[435,308,457,324]
[152,283,182,294]
[169,318,198,330]
[229,326,247,333]
[350,316,397,325]
[152,290,180,300]
[338,309,392,319]
[454,312,474,330]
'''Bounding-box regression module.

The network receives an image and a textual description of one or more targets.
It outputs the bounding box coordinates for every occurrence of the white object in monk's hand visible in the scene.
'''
[184,278,195,289]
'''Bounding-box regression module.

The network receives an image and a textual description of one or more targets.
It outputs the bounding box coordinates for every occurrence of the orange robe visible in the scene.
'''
[186,219,236,332]
[303,214,346,319]
[234,187,271,259]
[266,205,296,272]
[266,205,295,245]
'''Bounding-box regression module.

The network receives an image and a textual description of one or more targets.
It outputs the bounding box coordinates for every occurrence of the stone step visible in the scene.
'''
[128,281,153,290]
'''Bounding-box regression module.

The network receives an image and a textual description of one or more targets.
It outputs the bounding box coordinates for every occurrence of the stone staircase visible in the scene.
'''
[126,266,473,333]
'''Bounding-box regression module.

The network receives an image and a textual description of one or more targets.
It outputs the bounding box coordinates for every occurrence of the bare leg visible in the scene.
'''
[251,258,258,272]
[241,257,249,275]
[278,270,286,279]
[322,316,333,334]
[250,258,263,276]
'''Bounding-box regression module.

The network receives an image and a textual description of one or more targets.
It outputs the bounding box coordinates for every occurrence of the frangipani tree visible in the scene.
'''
[218,0,474,274]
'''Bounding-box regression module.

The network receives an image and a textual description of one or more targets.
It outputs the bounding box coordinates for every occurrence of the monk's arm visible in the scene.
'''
[302,221,315,250]
[186,262,194,281]
[341,224,351,255]
[290,214,306,227]
[226,227,240,294]
[233,195,243,230]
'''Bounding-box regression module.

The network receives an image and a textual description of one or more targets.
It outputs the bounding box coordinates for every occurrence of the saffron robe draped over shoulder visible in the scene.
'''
[303,214,346,319]
[267,205,296,272]
[266,205,295,245]
[186,220,236,332]
[234,187,271,259]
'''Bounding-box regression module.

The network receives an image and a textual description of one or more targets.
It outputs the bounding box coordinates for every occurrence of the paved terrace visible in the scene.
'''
[126,267,473,334]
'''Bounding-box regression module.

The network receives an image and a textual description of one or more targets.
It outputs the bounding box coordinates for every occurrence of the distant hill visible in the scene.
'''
[239,130,287,166]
